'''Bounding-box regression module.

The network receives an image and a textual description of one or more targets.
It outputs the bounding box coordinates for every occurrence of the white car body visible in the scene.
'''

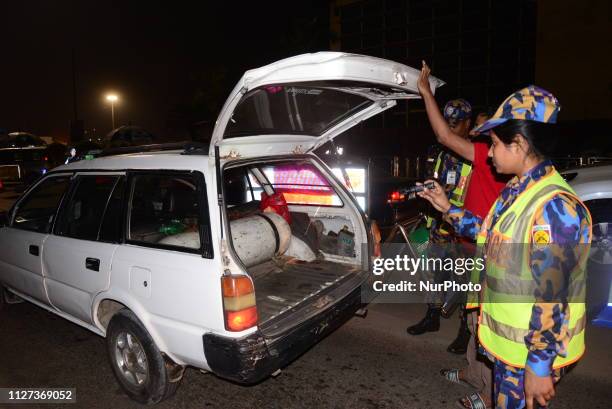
[562,164,612,321]
[562,164,612,202]
[0,52,442,401]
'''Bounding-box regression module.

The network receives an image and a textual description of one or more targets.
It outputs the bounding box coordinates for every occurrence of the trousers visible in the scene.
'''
[464,310,493,399]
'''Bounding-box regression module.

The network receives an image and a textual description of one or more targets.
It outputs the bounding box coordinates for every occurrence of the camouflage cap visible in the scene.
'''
[473,85,561,134]
[443,98,472,125]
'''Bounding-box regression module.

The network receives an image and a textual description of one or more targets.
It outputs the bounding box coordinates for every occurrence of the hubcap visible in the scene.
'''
[590,222,612,265]
[113,331,149,387]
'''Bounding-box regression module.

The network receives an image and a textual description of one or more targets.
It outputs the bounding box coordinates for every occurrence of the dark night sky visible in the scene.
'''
[2,1,330,140]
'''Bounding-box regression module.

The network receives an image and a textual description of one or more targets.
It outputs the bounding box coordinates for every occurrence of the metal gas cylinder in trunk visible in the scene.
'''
[230,212,291,267]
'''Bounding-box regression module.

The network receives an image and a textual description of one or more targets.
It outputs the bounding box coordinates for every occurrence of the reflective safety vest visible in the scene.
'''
[475,170,591,369]
[433,151,473,207]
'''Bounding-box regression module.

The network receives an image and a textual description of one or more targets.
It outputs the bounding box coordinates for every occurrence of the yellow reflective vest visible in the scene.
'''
[428,151,474,235]
[433,150,473,207]
[475,170,591,369]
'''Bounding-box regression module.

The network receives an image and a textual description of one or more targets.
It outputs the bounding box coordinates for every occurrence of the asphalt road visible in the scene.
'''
[0,190,610,409]
[1,302,610,409]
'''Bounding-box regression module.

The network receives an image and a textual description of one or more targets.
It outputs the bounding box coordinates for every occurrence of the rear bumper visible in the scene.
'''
[203,285,364,384]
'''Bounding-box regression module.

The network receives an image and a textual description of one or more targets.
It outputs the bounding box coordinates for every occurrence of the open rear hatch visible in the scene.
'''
[215,52,444,335]
[210,52,443,160]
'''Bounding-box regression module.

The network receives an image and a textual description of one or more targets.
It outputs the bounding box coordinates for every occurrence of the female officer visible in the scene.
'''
[416,86,592,409]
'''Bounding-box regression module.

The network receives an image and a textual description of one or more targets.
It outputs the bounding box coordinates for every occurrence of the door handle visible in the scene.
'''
[29,245,39,256]
[85,257,100,272]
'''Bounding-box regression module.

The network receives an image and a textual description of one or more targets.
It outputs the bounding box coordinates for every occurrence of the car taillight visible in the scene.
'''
[388,190,405,203]
[222,275,258,332]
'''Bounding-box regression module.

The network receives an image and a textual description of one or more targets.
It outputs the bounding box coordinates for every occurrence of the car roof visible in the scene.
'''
[562,163,612,180]
[54,150,210,172]
[562,162,612,171]
[562,163,612,201]
[0,146,47,151]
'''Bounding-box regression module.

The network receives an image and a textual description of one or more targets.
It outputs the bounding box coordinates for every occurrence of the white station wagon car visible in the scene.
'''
[0,52,442,404]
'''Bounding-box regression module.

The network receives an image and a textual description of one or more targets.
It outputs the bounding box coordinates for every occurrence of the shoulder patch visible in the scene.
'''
[532,224,552,244]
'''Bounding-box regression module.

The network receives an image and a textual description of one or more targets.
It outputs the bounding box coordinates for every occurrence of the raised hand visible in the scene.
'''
[417,60,433,97]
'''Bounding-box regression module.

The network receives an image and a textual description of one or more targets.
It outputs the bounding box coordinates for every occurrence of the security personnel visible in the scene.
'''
[415,63,508,408]
[407,99,474,345]
[425,100,474,245]
[417,86,591,409]
[432,98,474,209]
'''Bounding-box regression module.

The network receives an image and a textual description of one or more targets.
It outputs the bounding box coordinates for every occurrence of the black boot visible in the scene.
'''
[447,309,470,354]
[407,306,441,335]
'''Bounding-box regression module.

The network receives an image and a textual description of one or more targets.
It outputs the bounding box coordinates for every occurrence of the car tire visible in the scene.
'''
[585,200,612,319]
[106,309,180,404]
[586,200,612,266]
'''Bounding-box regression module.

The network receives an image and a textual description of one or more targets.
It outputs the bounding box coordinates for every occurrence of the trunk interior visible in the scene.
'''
[249,257,362,324]
[222,157,368,333]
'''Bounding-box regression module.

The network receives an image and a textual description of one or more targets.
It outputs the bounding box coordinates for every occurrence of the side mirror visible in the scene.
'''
[0,212,8,227]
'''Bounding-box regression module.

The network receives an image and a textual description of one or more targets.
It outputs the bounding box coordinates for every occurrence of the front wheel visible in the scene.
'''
[106,310,181,404]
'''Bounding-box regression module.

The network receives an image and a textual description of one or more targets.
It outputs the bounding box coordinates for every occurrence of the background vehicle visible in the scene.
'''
[0,132,50,189]
[104,125,157,148]
[0,146,50,189]
[0,132,46,149]
[562,164,612,327]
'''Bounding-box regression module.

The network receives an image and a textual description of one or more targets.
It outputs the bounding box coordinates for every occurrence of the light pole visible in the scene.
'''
[105,94,119,129]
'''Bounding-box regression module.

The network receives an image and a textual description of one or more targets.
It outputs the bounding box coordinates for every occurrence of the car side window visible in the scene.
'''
[128,173,203,252]
[54,175,119,241]
[12,175,71,233]
[99,177,126,243]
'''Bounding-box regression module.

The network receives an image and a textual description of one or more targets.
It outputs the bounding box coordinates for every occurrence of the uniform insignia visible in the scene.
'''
[532,224,552,244]
[446,170,457,185]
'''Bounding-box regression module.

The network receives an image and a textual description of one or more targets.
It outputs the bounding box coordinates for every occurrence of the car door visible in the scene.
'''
[110,171,219,342]
[43,173,124,323]
[0,173,71,305]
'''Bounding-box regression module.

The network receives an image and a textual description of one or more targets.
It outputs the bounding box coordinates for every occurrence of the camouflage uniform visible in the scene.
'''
[429,98,473,244]
[426,99,473,302]
[446,160,590,408]
[430,149,465,244]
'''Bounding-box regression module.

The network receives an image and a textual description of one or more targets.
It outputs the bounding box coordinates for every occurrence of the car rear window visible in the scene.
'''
[223,85,371,137]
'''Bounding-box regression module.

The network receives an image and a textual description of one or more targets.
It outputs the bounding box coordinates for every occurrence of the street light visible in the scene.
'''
[105,93,119,129]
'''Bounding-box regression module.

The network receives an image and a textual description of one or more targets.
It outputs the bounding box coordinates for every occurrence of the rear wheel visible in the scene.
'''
[106,309,181,404]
